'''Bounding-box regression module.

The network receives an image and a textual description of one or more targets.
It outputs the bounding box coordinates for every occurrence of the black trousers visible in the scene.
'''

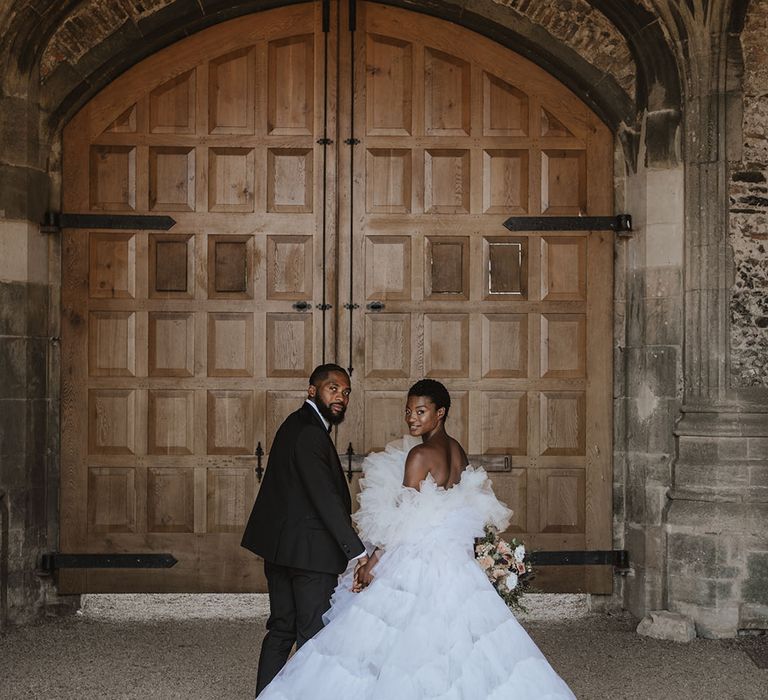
[255,560,338,697]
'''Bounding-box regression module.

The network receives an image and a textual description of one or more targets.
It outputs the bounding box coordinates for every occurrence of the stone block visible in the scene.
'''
[717,438,749,461]
[0,281,27,336]
[747,438,768,459]
[0,165,50,222]
[673,461,751,496]
[625,346,680,399]
[0,400,26,457]
[644,266,683,299]
[644,296,683,345]
[636,610,696,641]
[744,553,768,605]
[26,399,48,460]
[25,283,49,337]
[668,573,719,607]
[668,533,717,575]
[25,339,47,400]
[666,499,747,534]
[645,224,684,267]
[739,603,768,630]
[0,337,26,399]
[626,398,678,453]
[0,96,39,169]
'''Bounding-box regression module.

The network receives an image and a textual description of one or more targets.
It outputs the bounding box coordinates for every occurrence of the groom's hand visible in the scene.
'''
[352,555,370,592]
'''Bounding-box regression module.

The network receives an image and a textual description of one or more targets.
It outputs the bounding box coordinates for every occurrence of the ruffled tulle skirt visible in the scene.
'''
[257,538,575,699]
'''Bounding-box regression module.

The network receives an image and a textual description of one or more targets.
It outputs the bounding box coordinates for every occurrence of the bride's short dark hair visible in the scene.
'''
[408,379,451,420]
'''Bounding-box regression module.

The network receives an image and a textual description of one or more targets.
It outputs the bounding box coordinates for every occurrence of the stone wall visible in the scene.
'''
[730,2,768,388]
[612,140,685,618]
[0,64,64,625]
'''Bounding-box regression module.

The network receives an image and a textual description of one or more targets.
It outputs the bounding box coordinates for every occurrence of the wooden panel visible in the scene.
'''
[481,314,527,378]
[483,150,528,214]
[364,391,407,452]
[88,467,136,533]
[148,390,195,455]
[208,312,254,377]
[366,149,411,213]
[541,150,587,214]
[89,233,136,299]
[365,235,411,300]
[148,312,194,377]
[208,148,255,212]
[424,149,470,213]
[487,470,527,533]
[365,313,410,378]
[266,391,305,452]
[206,390,254,455]
[207,468,253,532]
[483,236,527,299]
[268,35,314,135]
[209,47,256,134]
[105,104,137,133]
[207,236,254,299]
[88,389,136,455]
[425,236,468,299]
[366,34,412,135]
[149,234,194,298]
[147,467,194,533]
[90,146,136,211]
[266,313,313,377]
[539,469,585,534]
[480,391,527,455]
[540,236,587,301]
[266,235,312,300]
[149,69,195,133]
[541,108,573,137]
[89,311,136,377]
[424,48,470,135]
[267,148,313,212]
[540,391,585,456]
[447,390,469,451]
[423,313,469,377]
[483,73,528,136]
[149,147,195,211]
[541,314,586,378]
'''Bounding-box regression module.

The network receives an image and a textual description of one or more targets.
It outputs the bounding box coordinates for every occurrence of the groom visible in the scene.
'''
[241,363,367,696]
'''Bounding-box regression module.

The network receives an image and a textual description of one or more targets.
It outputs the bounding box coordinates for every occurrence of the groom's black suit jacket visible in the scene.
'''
[241,402,365,575]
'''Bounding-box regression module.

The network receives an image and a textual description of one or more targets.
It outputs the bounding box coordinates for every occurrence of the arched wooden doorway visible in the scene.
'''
[60,1,613,594]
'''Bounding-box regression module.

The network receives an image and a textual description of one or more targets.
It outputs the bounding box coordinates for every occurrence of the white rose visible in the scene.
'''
[506,572,518,590]
[514,545,526,563]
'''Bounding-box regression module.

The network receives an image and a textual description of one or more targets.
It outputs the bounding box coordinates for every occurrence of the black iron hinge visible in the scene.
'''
[41,211,177,233]
[528,550,629,568]
[503,214,632,236]
[41,552,178,573]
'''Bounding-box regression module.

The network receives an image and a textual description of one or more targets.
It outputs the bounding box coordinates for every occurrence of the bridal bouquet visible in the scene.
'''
[475,525,533,611]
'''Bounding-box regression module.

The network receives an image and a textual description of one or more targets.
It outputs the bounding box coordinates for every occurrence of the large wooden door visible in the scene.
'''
[60,1,612,593]
[335,4,613,592]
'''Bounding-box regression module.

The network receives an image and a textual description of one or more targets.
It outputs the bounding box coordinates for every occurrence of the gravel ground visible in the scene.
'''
[0,594,765,699]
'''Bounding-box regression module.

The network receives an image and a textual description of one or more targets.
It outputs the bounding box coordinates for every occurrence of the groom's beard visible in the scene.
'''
[311,396,347,425]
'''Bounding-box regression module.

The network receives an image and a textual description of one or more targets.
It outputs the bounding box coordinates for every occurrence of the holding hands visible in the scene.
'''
[353,550,380,592]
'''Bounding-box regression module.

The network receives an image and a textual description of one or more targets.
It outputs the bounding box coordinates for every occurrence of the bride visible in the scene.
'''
[257,379,575,699]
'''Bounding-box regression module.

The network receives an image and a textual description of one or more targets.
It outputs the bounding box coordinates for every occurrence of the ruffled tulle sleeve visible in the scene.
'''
[454,466,513,533]
[352,437,514,549]
[351,435,420,549]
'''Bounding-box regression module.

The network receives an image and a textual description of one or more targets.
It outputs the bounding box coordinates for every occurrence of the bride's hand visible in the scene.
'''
[352,550,380,591]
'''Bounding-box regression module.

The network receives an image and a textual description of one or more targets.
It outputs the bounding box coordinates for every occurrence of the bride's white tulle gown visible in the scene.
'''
[258,437,576,699]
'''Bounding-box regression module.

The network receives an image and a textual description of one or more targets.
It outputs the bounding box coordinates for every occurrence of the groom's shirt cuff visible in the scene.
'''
[351,550,367,561]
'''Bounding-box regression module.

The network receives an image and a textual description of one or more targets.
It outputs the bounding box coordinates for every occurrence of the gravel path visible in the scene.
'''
[0,594,765,699]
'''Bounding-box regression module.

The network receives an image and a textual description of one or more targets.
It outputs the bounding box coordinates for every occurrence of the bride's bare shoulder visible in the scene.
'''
[403,443,433,487]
